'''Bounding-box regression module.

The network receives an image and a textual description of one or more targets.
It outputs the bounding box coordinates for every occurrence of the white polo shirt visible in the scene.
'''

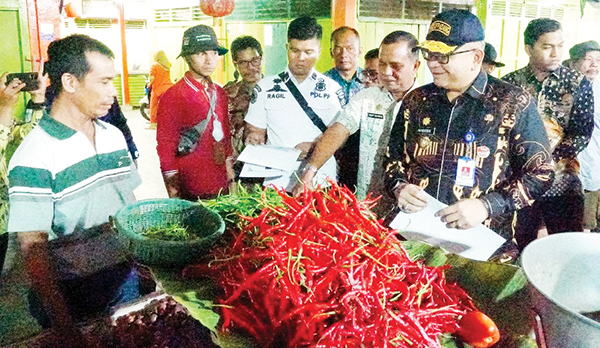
[245,68,343,191]
[8,114,140,278]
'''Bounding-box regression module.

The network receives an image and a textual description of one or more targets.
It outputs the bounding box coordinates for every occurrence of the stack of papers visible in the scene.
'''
[238,145,302,178]
[389,192,506,261]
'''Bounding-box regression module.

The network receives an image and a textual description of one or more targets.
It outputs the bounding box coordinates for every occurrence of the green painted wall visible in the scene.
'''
[0,0,33,118]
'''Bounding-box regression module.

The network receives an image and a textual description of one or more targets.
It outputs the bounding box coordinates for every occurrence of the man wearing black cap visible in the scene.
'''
[503,19,594,247]
[385,9,553,244]
[156,25,234,200]
[565,41,600,232]
[482,42,505,74]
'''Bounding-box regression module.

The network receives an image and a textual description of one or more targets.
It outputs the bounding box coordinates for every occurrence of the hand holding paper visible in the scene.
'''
[435,199,490,230]
[389,191,505,261]
[394,183,428,212]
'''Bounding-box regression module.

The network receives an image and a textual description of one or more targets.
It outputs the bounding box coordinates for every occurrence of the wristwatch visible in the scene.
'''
[302,164,318,175]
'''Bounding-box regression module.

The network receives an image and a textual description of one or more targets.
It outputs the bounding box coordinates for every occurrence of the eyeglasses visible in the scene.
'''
[359,69,378,82]
[582,57,600,66]
[235,57,262,68]
[421,48,477,64]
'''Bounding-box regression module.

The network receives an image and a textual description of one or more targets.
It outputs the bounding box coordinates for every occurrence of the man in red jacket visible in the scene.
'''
[156,25,234,200]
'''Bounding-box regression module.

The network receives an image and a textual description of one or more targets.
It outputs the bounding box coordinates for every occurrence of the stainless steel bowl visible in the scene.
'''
[521,232,600,348]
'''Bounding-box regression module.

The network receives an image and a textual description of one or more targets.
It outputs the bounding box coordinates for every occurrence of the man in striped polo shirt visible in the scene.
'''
[7,35,141,346]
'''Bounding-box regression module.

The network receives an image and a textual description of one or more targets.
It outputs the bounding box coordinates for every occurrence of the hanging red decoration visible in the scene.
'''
[199,0,235,18]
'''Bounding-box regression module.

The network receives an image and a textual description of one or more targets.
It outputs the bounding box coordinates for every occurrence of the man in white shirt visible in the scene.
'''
[293,31,420,215]
[566,41,600,232]
[245,16,343,192]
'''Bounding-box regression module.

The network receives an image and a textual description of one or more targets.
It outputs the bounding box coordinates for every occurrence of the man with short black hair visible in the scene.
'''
[386,10,553,244]
[294,31,420,216]
[225,35,263,155]
[245,16,342,192]
[8,34,141,346]
[566,40,600,232]
[362,48,380,88]
[157,25,233,200]
[503,18,594,247]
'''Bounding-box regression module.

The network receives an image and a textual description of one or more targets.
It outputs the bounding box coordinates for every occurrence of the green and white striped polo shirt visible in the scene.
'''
[7,113,141,240]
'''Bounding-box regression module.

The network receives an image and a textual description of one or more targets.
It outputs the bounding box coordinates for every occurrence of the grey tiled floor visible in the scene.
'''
[128,107,169,201]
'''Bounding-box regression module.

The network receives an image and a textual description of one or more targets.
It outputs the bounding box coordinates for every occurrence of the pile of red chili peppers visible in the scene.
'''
[199,183,478,347]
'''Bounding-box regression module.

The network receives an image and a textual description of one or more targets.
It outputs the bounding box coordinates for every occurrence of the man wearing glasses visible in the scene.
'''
[294,31,420,216]
[224,36,263,156]
[361,48,380,88]
[385,9,553,250]
[565,41,600,232]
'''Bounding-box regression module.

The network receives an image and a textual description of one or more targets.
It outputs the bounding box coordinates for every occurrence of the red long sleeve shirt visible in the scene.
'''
[156,72,231,198]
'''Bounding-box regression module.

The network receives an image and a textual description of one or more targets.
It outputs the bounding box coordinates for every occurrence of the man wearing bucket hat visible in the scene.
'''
[503,19,594,248]
[482,42,505,74]
[565,41,600,232]
[385,9,553,247]
[157,25,234,200]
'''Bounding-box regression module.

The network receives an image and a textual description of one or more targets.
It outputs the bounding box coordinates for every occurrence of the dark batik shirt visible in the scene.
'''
[385,71,554,238]
[503,65,594,197]
[325,68,363,106]
[224,79,256,156]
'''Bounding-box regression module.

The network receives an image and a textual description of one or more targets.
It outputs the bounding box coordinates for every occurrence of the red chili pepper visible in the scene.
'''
[198,181,481,348]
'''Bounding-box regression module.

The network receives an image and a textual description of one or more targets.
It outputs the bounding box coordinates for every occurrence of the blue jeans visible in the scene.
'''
[28,263,140,328]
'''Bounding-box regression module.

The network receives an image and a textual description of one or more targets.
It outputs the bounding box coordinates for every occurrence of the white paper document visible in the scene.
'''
[240,163,288,178]
[238,145,302,178]
[389,192,505,261]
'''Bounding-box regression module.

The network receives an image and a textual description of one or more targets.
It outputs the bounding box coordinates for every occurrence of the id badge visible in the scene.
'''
[455,156,476,187]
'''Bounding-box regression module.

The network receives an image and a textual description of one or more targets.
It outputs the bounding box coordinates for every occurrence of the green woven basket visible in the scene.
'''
[113,198,225,266]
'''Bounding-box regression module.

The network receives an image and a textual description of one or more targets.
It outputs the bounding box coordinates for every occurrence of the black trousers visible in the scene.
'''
[514,195,584,251]
[0,233,7,276]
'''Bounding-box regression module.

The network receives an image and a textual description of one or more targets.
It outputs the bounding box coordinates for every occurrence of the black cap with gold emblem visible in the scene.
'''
[419,9,485,55]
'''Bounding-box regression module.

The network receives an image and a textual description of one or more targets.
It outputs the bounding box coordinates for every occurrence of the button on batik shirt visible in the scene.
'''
[503,65,594,197]
[385,72,554,238]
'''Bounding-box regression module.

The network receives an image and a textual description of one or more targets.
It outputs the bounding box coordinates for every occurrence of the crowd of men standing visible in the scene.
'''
[151,11,599,262]
[1,8,599,345]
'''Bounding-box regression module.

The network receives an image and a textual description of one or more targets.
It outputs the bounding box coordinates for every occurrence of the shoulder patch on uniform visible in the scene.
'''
[251,85,260,104]
[267,84,287,93]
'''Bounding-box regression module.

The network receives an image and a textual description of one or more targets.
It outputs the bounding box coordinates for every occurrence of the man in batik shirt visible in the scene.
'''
[385,10,554,242]
[503,18,594,249]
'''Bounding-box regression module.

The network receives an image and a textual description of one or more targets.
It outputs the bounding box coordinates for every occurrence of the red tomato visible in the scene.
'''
[456,311,501,348]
